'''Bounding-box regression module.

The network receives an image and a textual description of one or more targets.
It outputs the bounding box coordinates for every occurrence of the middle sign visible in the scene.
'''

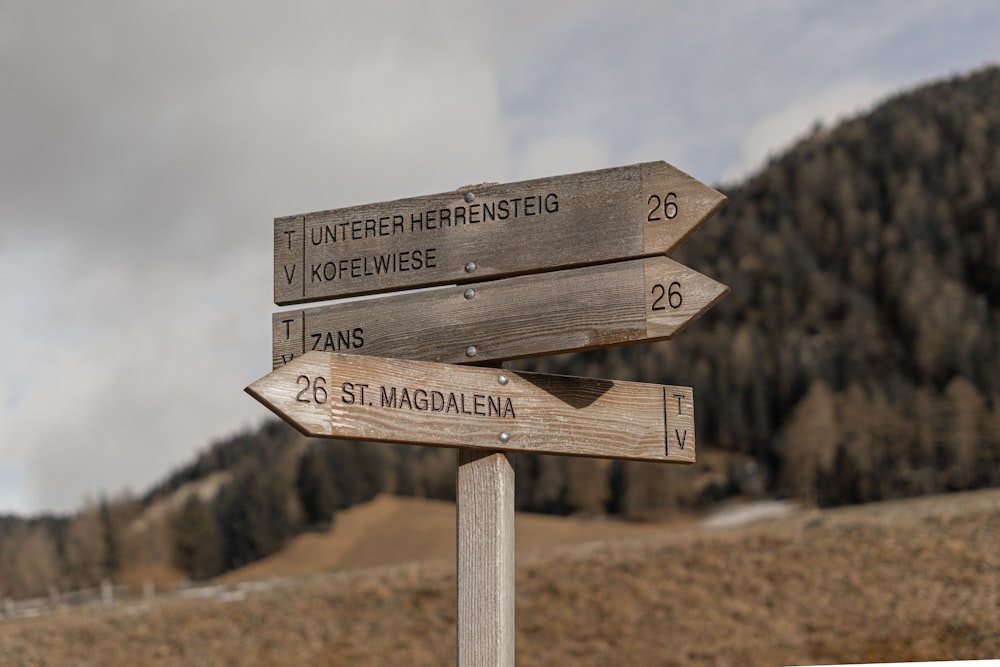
[274,161,727,305]
[272,256,729,369]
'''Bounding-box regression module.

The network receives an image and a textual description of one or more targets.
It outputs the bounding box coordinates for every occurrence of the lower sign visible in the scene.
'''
[247,351,695,463]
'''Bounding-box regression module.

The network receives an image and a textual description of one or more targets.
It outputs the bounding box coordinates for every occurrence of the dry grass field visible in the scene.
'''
[218,494,675,582]
[1,489,997,666]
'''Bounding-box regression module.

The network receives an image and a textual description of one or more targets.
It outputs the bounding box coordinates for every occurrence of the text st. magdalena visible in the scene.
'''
[341,382,516,419]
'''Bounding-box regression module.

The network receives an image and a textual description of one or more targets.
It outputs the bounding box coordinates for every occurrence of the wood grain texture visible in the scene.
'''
[273,161,727,304]
[246,352,696,463]
[457,449,515,667]
[272,256,729,368]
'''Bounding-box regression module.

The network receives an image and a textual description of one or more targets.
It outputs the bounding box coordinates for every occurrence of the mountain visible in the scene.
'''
[527,65,1000,505]
[1,67,998,596]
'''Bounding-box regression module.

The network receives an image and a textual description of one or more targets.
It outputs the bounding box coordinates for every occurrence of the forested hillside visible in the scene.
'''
[2,67,998,596]
[527,65,1000,508]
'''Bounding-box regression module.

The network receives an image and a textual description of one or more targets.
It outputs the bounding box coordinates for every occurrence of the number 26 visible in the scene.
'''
[647,192,678,221]
[296,375,328,404]
[651,282,682,311]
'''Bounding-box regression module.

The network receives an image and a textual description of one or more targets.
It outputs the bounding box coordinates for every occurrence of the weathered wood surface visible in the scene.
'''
[457,449,515,667]
[272,256,729,368]
[246,352,696,463]
[274,161,727,304]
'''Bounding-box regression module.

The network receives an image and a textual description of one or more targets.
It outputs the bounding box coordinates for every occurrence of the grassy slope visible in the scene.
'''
[1,489,997,666]
[217,495,676,582]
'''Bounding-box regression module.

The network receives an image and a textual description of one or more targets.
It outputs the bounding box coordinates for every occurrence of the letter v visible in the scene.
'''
[675,429,687,449]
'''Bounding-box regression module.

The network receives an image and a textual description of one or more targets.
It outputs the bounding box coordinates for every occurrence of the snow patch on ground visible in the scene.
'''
[702,500,797,529]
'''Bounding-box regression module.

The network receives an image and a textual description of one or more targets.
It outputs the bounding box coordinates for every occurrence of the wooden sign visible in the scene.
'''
[246,351,696,463]
[274,161,727,304]
[272,256,729,368]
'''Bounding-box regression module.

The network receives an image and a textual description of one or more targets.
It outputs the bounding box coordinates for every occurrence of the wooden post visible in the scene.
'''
[457,448,515,667]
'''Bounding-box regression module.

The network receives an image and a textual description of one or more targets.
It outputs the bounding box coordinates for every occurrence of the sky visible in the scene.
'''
[1,0,999,515]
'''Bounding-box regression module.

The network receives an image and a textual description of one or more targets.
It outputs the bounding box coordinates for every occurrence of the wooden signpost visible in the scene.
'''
[248,352,696,463]
[272,257,729,368]
[249,160,728,666]
[274,161,726,304]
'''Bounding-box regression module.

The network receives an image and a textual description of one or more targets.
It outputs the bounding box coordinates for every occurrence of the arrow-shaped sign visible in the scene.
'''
[247,352,696,463]
[272,256,729,368]
[274,161,726,304]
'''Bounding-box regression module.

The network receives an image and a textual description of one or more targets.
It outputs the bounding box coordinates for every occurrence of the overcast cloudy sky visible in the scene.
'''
[2,1,999,514]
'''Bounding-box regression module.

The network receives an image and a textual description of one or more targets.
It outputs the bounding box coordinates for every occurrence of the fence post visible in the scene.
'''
[101,579,113,607]
[48,586,60,609]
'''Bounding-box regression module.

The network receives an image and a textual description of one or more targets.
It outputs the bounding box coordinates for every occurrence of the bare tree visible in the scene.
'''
[62,507,107,590]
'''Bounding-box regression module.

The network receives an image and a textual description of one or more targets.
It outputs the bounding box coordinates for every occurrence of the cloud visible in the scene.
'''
[0,468,27,516]
[0,1,508,512]
[720,77,889,183]
[514,133,612,179]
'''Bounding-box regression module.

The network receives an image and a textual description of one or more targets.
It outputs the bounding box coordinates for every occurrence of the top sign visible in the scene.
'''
[273,161,726,305]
